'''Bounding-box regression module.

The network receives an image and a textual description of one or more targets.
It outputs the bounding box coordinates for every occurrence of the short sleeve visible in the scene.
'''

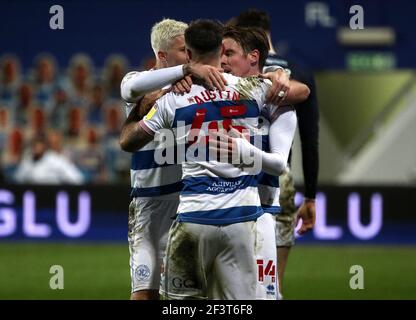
[252,78,272,109]
[233,76,271,110]
[142,93,175,133]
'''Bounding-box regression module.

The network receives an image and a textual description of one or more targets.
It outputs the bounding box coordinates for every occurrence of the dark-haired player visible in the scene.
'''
[232,9,320,298]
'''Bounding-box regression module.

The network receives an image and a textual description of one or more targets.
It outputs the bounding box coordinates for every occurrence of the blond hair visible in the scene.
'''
[150,19,188,56]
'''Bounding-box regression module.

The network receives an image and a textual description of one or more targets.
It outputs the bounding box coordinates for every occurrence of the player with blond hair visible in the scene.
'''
[120,18,226,300]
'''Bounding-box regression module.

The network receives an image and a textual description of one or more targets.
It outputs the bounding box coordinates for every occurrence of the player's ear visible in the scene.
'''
[157,50,167,63]
[186,49,192,61]
[248,49,260,67]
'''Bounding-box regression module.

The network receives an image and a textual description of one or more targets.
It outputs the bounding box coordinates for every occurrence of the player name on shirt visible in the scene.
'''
[191,88,241,105]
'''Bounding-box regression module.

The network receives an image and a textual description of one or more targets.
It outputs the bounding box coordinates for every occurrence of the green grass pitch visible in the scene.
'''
[0,243,415,300]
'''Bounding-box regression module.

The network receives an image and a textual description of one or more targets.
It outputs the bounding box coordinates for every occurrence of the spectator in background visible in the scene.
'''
[0,162,4,184]
[7,129,24,164]
[0,108,11,177]
[47,128,80,174]
[75,127,107,183]
[2,128,24,180]
[105,105,121,138]
[67,107,83,139]
[14,134,84,185]
[0,54,21,106]
[102,55,128,99]
[104,104,129,182]
[47,129,64,154]
[87,83,105,125]
[0,108,10,149]
[65,107,85,159]
[15,82,38,126]
[139,56,156,71]
[67,54,94,107]
[30,108,47,137]
[32,53,58,112]
[49,86,70,131]
[1,52,134,184]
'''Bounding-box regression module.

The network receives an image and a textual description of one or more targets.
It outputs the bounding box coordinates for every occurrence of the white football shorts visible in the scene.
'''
[160,219,259,300]
[128,197,179,292]
[255,213,278,300]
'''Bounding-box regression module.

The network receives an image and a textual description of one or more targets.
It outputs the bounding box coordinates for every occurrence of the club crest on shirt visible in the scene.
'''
[135,264,151,281]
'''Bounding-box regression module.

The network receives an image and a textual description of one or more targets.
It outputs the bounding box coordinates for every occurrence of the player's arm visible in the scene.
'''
[121,63,226,103]
[293,70,319,234]
[119,103,148,152]
[239,106,297,176]
[210,106,297,176]
[120,100,164,152]
[125,94,174,151]
[294,70,319,201]
[120,63,227,152]
[286,80,310,105]
[120,101,165,152]
[120,119,154,152]
[120,67,184,103]
[119,89,167,152]
[260,69,310,106]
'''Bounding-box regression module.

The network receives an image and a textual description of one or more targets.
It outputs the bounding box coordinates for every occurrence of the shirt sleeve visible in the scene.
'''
[240,77,272,108]
[268,106,297,163]
[236,107,297,176]
[120,65,184,103]
[140,93,175,134]
[257,79,272,107]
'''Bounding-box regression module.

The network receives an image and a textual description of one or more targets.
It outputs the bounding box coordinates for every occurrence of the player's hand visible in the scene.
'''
[172,75,193,95]
[259,69,290,105]
[184,62,227,91]
[208,127,249,164]
[208,129,235,163]
[296,199,316,235]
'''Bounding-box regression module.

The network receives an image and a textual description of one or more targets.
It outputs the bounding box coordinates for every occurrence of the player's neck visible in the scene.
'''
[242,65,261,77]
[154,59,166,70]
[246,71,261,77]
[192,58,221,69]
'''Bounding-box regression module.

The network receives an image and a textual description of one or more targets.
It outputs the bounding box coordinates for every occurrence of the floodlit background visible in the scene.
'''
[0,0,415,299]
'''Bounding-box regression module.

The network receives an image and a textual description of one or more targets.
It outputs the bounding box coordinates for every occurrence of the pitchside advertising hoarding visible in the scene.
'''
[0,185,415,243]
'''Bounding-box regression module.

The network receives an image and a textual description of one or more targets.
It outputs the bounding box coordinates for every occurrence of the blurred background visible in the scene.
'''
[0,0,415,299]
